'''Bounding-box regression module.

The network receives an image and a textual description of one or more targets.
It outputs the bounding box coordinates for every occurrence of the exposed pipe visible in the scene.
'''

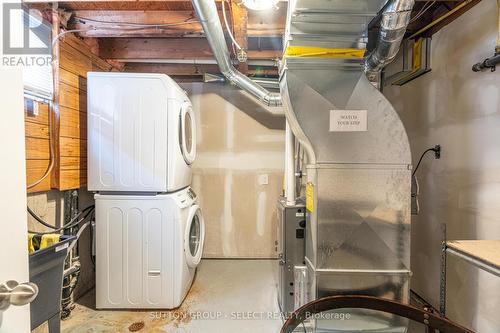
[365,0,415,75]
[204,73,280,89]
[472,0,500,72]
[472,53,500,72]
[285,121,296,206]
[191,0,282,109]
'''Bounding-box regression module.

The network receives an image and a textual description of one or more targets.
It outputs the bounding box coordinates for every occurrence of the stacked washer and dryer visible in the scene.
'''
[87,72,205,309]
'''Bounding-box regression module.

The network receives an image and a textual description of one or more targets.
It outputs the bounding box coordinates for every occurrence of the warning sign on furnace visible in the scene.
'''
[329,110,368,132]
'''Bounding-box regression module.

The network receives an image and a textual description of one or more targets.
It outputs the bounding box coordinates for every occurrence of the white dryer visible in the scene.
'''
[95,187,205,309]
[87,72,196,193]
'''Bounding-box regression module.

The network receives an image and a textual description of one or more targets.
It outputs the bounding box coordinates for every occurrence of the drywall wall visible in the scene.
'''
[384,0,500,331]
[181,83,285,258]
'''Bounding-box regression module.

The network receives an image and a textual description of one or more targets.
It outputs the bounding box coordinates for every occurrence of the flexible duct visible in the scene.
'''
[365,0,415,75]
[191,0,282,108]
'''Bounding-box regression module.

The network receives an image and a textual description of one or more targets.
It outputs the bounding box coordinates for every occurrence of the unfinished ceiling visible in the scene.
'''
[26,0,484,80]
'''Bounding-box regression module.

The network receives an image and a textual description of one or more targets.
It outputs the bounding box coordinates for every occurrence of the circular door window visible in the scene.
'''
[179,102,196,165]
[184,205,205,268]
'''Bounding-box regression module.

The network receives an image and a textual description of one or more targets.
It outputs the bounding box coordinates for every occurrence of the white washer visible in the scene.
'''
[87,72,196,193]
[95,188,205,309]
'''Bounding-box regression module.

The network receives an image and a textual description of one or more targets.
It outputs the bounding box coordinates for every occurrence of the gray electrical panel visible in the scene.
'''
[276,197,306,315]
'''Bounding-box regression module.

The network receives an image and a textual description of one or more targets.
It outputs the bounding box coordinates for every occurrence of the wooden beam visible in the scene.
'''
[70,10,203,37]
[124,62,279,77]
[68,9,284,38]
[421,0,483,37]
[26,0,222,11]
[248,7,286,37]
[98,37,281,60]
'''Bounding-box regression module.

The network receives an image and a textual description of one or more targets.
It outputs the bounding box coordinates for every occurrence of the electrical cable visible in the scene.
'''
[27,205,94,231]
[27,10,63,190]
[27,206,58,229]
[73,16,199,27]
[408,0,473,39]
[221,0,243,51]
[26,125,54,189]
[52,29,94,49]
[409,1,436,24]
[412,146,440,176]
[28,206,95,235]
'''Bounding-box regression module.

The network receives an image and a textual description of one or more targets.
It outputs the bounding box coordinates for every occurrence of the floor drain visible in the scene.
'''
[128,321,145,332]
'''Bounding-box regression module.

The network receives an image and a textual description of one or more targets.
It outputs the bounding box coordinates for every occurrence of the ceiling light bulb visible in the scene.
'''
[242,0,279,11]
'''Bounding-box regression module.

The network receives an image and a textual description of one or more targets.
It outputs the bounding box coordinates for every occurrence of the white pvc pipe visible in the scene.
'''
[285,120,296,206]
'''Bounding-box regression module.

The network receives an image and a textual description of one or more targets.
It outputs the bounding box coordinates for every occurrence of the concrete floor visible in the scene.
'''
[60,259,283,333]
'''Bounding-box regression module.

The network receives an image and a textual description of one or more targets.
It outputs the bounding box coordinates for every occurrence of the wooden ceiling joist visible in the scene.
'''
[68,7,286,38]
[70,10,203,38]
[98,37,281,60]
[26,1,218,11]
[124,62,279,77]
[25,0,481,78]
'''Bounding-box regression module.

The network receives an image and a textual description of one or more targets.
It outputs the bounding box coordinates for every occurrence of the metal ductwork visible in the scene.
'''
[191,0,282,109]
[365,0,415,76]
[281,0,414,331]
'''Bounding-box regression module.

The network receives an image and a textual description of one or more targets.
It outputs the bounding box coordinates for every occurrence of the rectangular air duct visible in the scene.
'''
[280,0,414,331]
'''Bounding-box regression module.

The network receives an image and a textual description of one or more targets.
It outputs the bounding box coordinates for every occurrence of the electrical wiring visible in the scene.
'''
[409,1,436,24]
[72,16,200,27]
[412,146,440,176]
[410,1,435,23]
[26,98,54,189]
[27,206,58,229]
[28,204,94,231]
[221,0,243,51]
[51,29,94,49]
[28,205,95,235]
[408,0,473,39]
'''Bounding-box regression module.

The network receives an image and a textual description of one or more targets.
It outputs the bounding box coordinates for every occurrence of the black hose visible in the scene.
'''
[27,206,58,229]
[28,206,95,235]
[27,205,94,230]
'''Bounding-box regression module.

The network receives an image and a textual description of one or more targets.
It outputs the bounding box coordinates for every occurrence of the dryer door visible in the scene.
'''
[179,102,196,165]
[184,205,205,268]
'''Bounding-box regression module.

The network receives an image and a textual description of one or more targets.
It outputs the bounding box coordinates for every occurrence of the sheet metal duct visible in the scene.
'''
[280,0,413,331]
[191,0,282,108]
[365,0,415,76]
